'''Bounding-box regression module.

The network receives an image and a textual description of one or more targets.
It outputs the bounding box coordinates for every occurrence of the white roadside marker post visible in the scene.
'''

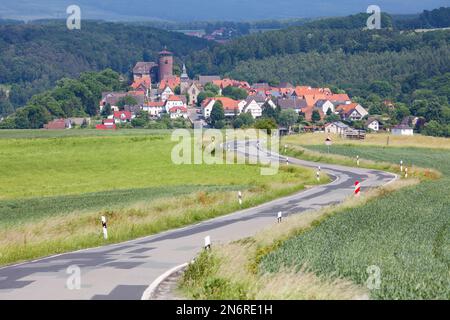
[277,211,282,223]
[238,191,242,206]
[204,236,211,250]
[405,167,408,179]
[286,157,289,166]
[354,180,361,197]
[101,216,108,240]
[356,155,360,167]
[400,160,403,172]
[316,169,320,182]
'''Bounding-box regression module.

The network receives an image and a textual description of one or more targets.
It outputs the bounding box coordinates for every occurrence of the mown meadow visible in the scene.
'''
[0,130,322,265]
[261,143,450,299]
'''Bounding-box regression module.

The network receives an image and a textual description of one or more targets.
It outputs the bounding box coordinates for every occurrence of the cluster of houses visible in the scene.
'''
[41,48,414,135]
[99,48,373,128]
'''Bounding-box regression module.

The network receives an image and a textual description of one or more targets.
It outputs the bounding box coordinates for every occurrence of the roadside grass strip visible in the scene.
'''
[180,143,449,299]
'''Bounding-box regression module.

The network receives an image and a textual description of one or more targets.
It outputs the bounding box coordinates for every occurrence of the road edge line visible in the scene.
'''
[141,262,189,300]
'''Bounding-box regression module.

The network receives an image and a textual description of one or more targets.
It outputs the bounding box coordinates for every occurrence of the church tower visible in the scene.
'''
[181,64,189,81]
[180,63,190,94]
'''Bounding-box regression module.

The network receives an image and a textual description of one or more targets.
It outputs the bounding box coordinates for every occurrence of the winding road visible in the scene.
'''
[0,140,396,300]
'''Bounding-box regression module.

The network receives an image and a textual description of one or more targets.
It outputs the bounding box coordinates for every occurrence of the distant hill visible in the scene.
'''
[1,0,449,22]
[0,21,213,112]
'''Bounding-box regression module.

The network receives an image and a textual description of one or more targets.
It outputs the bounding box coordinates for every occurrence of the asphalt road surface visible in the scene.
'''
[0,140,396,300]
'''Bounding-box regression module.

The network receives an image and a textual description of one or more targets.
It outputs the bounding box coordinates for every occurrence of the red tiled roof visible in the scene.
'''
[329,93,350,101]
[96,123,116,130]
[146,101,165,107]
[300,105,324,121]
[166,95,183,102]
[113,111,132,120]
[303,94,327,107]
[212,78,250,89]
[44,119,67,130]
[128,90,145,96]
[159,76,180,90]
[204,97,240,110]
[294,86,332,97]
[336,103,359,114]
[169,106,187,113]
[131,78,151,90]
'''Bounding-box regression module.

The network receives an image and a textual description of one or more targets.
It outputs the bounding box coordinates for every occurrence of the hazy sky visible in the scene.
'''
[0,0,449,21]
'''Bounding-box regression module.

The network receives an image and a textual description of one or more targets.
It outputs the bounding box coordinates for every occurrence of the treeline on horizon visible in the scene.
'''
[0,7,449,135]
[0,21,212,114]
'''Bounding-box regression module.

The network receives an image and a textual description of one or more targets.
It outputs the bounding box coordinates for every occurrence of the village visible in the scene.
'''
[44,48,416,137]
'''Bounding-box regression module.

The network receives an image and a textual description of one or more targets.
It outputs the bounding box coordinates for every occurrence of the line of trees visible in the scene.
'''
[0,69,124,129]
[0,21,212,114]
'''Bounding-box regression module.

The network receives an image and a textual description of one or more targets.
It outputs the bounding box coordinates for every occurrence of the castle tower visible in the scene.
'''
[158,47,173,81]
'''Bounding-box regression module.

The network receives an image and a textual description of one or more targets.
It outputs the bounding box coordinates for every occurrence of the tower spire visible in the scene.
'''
[181,63,189,81]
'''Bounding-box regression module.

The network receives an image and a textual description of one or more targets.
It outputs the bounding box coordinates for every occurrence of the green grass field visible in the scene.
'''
[261,145,450,299]
[0,132,284,199]
[0,129,323,265]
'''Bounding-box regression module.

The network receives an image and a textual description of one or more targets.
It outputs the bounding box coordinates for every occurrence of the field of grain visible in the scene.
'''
[0,130,322,265]
[261,145,450,299]
[283,132,450,150]
[180,136,450,300]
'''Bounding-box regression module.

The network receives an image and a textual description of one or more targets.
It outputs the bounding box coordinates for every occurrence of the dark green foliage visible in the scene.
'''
[222,86,248,100]
[394,7,450,29]
[232,112,254,128]
[1,69,123,128]
[203,82,220,95]
[261,102,280,122]
[117,95,138,108]
[278,109,298,128]
[131,110,149,128]
[311,110,321,123]
[0,89,13,116]
[0,21,212,111]
[210,100,225,128]
[254,118,277,134]
[197,91,215,106]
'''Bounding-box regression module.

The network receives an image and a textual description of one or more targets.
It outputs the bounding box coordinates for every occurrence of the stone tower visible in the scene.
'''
[158,47,173,81]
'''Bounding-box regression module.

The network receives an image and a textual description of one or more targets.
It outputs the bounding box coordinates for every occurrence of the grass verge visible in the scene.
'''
[179,179,418,299]
[180,138,449,299]
[0,165,326,266]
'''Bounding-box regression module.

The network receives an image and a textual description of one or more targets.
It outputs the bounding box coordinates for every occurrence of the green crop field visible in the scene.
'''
[261,145,450,299]
[0,132,286,199]
[0,129,322,265]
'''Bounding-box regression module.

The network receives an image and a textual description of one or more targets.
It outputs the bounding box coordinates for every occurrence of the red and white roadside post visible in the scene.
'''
[325,137,332,154]
[277,211,282,223]
[354,180,361,197]
[101,216,108,240]
[204,235,211,250]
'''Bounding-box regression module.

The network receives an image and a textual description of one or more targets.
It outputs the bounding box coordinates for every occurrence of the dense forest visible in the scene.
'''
[0,69,124,129]
[1,7,450,135]
[183,8,450,136]
[0,21,212,114]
